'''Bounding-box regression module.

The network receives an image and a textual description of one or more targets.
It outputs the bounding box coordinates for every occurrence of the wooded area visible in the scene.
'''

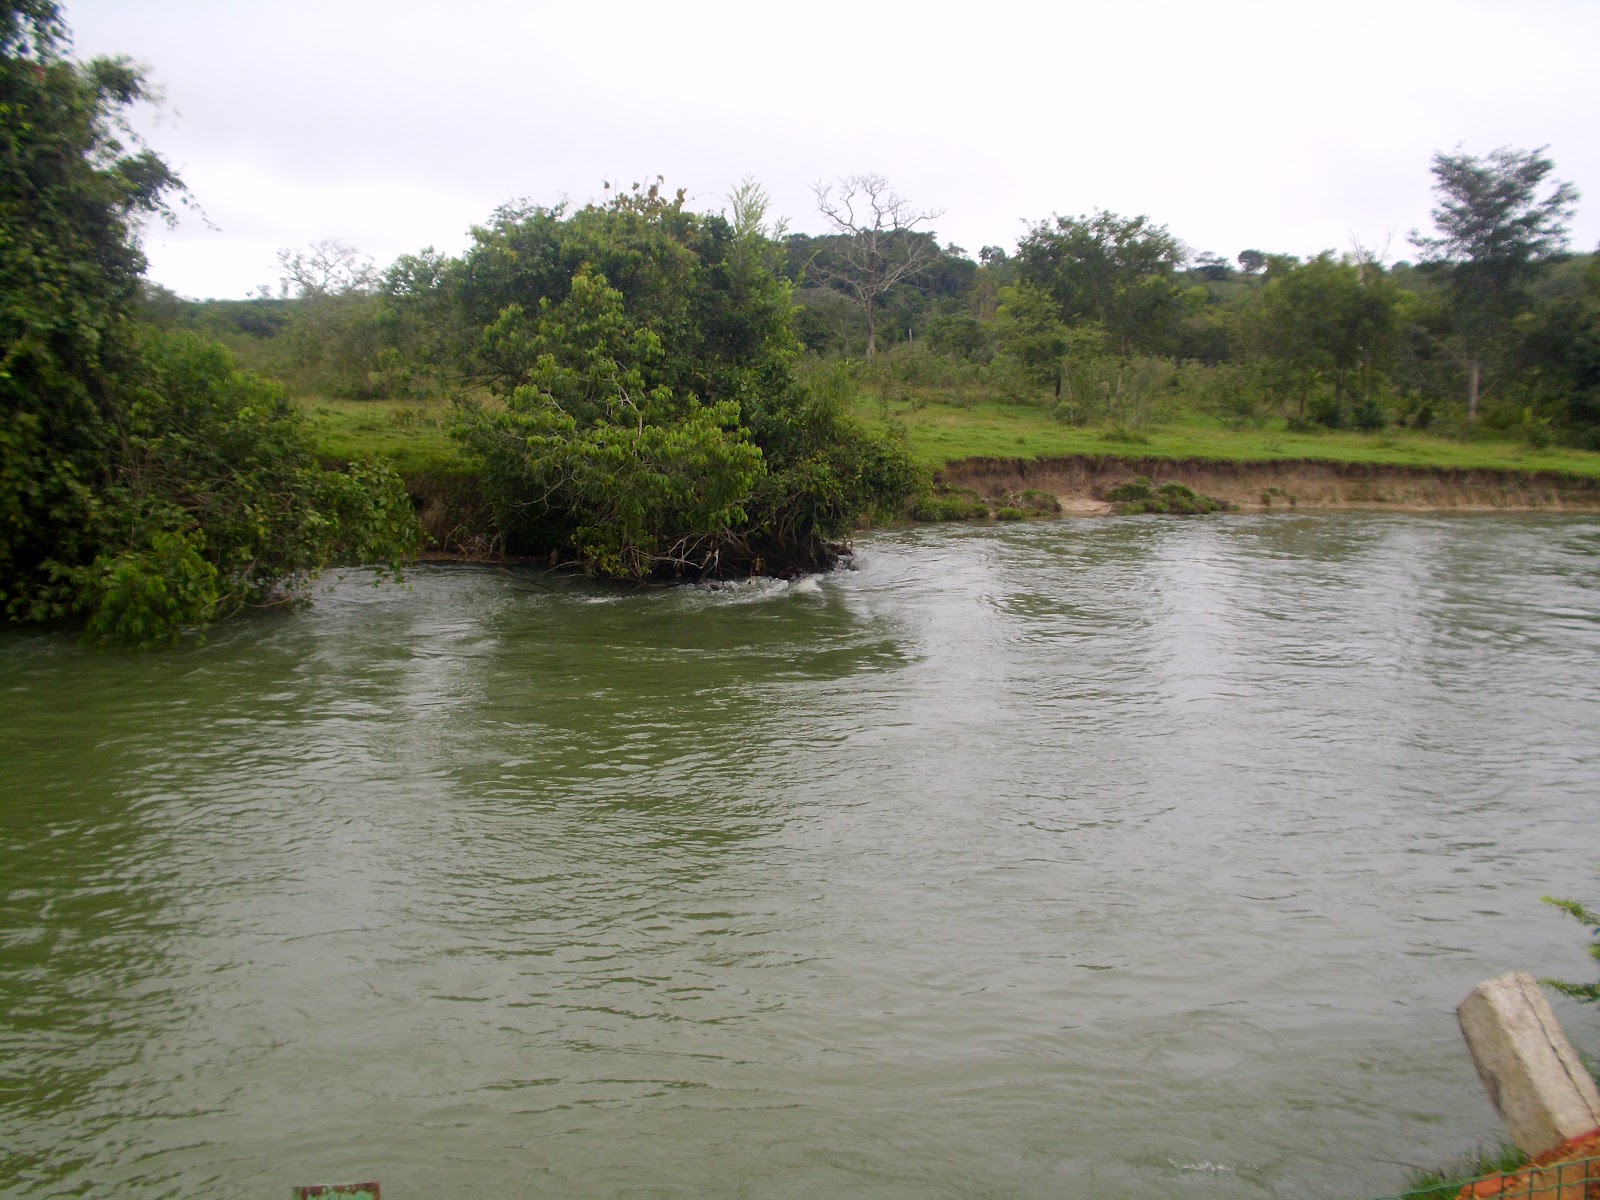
[5,0,1599,644]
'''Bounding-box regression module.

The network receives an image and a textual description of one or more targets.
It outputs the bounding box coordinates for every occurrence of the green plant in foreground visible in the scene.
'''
[1,4,419,645]
[1398,1142,1530,1200]
[1541,889,1600,1003]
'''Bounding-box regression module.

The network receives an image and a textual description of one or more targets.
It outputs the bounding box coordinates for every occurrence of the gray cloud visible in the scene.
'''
[66,0,1600,298]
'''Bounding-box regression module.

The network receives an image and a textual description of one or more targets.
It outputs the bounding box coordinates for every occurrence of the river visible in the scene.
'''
[4,513,1600,1199]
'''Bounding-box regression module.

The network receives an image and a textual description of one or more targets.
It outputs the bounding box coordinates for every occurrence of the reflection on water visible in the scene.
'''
[4,514,1600,1199]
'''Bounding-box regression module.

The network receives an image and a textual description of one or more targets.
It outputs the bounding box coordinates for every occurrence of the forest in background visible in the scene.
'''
[8,0,1600,646]
[148,155,1600,452]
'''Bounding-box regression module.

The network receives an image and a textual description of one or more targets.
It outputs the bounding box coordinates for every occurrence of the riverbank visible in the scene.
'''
[394,455,1600,558]
[295,397,1600,555]
[936,455,1600,517]
[846,396,1600,478]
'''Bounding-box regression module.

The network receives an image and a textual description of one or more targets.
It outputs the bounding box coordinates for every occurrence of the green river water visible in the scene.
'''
[4,513,1600,1199]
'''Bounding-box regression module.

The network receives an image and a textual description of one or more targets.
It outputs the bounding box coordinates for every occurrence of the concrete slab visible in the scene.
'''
[1458,970,1600,1158]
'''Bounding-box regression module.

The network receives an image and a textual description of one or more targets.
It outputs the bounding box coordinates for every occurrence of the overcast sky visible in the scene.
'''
[64,0,1600,300]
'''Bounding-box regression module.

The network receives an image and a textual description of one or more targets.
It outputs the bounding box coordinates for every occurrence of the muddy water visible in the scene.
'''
[4,514,1600,1200]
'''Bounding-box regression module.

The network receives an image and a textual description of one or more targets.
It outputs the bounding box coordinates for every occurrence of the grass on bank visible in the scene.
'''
[301,397,463,477]
[296,393,1600,482]
[1391,1141,1529,1200]
[847,396,1600,478]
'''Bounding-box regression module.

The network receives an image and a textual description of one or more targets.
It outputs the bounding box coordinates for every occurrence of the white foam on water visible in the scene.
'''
[1174,1161,1236,1174]
[680,573,826,606]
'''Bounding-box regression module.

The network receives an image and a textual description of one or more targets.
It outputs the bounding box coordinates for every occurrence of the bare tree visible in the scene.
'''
[276,238,378,298]
[810,174,942,358]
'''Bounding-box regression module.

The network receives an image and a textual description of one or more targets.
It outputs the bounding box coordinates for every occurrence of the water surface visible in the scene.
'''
[4,514,1600,1199]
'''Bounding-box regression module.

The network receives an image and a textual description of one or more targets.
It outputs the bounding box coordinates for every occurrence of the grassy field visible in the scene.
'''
[300,397,463,477]
[296,392,1600,481]
[847,396,1600,477]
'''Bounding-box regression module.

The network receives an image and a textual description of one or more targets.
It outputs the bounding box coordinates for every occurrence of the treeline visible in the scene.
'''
[147,182,930,580]
[177,156,1598,453]
[784,186,1596,446]
[24,0,1588,648]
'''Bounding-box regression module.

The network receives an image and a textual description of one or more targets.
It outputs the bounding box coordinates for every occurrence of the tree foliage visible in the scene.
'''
[449,182,918,576]
[138,138,1600,464]
[1016,211,1190,357]
[1,0,179,617]
[0,1,417,644]
[1411,145,1580,422]
[1248,253,1397,428]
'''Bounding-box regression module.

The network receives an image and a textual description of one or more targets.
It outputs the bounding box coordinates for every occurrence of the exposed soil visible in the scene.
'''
[937,455,1600,515]
[402,456,1600,563]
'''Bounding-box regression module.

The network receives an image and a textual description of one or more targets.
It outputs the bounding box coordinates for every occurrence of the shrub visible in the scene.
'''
[452,190,918,576]
[1105,476,1226,515]
[1018,489,1063,515]
[1103,476,1155,504]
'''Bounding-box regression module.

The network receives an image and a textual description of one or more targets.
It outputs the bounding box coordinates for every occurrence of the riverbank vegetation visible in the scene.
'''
[0,2,417,645]
[9,0,1600,642]
[146,153,1600,501]
[1397,1142,1530,1200]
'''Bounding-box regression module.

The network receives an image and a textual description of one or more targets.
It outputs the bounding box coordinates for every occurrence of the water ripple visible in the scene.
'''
[3,514,1599,1199]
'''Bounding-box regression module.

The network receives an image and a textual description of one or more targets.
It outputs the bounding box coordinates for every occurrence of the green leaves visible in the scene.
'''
[1,7,418,644]
[1541,892,1600,1004]
[451,195,915,577]
[112,330,417,614]
[459,267,763,576]
[1015,210,1187,358]
[79,529,217,648]
[1246,253,1398,427]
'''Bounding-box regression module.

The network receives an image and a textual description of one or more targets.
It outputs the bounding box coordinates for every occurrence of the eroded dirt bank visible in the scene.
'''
[938,455,1600,515]
[402,456,1600,560]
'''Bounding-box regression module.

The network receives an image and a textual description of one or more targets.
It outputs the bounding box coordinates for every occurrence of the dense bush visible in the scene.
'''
[1104,477,1225,515]
[448,184,920,576]
[0,2,417,644]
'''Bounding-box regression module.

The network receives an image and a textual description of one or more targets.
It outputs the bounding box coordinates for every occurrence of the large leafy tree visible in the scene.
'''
[0,0,417,642]
[0,0,183,617]
[1411,145,1579,423]
[451,182,918,576]
[1248,253,1398,427]
[1015,210,1191,357]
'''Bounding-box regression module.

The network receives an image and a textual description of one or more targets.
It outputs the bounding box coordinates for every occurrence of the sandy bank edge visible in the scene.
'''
[937,455,1600,515]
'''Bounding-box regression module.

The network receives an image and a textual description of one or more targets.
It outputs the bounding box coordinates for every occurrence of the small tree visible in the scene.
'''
[810,174,942,359]
[450,184,918,576]
[1411,145,1579,423]
[274,239,386,397]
